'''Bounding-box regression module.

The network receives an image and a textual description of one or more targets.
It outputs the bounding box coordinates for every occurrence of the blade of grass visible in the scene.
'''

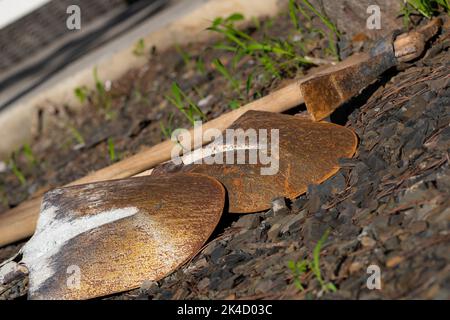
[175,43,191,66]
[132,38,146,57]
[289,0,300,30]
[9,158,26,186]
[160,112,175,139]
[22,144,37,166]
[166,82,205,125]
[213,58,240,91]
[69,124,85,146]
[245,73,253,97]
[107,138,117,162]
[302,0,340,36]
[74,86,89,104]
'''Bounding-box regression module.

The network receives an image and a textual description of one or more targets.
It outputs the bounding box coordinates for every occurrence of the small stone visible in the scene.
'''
[306,185,321,214]
[371,215,389,230]
[280,212,304,235]
[0,261,28,285]
[386,255,405,268]
[271,197,289,216]
[359,236,376,248]
[210,245,226,264]
[303,218,328,246]
[209,269,233,291]
[254,279,274,294]
[267,223,282,241]
[140,280,158,292]
[383,236,400,251]
[0,161,7,173]
[408,220,428,234]
[198,94,214,108]
[194,257,209,269]
[201,243,216,256]
[389,213,404,226]
[349,261,363,274]
[329,172,346,195]
[218,275,243,291]
[184,257,208,275]
[234,214,260,230]
[222,252,250,267]
[197,278,210,291]
[340,225,361,240]
[292,196,307,211]
[160,290,173,299]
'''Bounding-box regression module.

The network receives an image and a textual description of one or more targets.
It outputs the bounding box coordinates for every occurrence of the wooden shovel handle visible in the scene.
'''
[0,83,303,247]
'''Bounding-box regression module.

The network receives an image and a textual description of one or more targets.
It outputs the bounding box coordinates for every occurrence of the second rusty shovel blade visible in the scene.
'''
[156,111,357,213]
[21,173,225,300]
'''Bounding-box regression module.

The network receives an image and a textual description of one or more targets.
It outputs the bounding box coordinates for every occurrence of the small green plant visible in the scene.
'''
[195,57,206,75]
[207,13,248,49]
[93,67,113,116]
[165,82,206,125]
[133,38,146,56]
[22,144,37,166]
[245,73,253,97]
[289,0,301,30]
[69,124,85,146]
[252,16,261,30]
[228,100,240,110]
[160,112,175,140]
[93,67,106,100]
[402,0,449,27]
[288,259,309,291]
[301,0,340,37]
[213,58,240,92]
[74,86,89,104]
[107,138,117,162]
[288,229,337,294]
[8,157,26,186]
[208,13,312,79]
[289,0,340,60]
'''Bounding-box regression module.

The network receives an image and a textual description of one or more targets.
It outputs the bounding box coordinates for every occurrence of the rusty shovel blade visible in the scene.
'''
[154,111,357,213]
[20,173,225,300]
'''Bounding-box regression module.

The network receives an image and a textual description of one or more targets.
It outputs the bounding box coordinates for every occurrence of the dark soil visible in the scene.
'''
[1,3,449,300]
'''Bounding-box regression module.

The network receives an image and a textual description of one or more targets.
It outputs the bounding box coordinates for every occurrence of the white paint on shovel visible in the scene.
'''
[21,205,138,295]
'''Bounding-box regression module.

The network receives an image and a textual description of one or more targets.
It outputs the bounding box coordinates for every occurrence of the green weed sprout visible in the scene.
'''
[165,82,206,125]
[288,228,337,294]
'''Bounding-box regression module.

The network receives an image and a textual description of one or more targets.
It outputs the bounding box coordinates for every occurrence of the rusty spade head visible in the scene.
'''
[20,173,225,299]
[300,18,441,121]
[154,111,357,213]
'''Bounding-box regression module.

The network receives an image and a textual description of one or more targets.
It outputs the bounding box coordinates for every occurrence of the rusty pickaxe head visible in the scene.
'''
[300,18,442,121]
